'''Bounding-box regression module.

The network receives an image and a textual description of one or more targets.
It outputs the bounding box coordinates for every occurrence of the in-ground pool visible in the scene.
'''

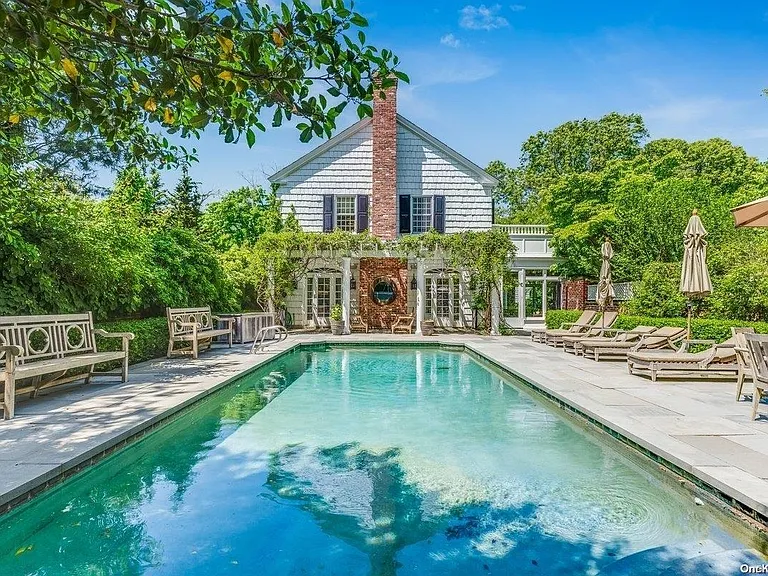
[0,347,763,575]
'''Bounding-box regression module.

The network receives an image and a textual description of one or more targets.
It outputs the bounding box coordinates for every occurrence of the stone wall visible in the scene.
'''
[358,257,408,329]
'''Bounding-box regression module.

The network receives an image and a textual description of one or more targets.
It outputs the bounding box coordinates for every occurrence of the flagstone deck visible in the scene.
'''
[1,334,766,532]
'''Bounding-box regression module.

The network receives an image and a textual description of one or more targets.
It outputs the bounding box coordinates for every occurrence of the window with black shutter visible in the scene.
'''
[322,195,334,232]
[433,195,446,233]
[356,195,369,233]
[399,194,411,234]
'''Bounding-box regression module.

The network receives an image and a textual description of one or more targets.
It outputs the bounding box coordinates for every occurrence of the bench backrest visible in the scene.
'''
[167,307,214,338]
[0,313,96,365]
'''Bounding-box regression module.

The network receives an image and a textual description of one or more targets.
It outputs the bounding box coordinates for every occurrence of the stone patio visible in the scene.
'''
[1,334,766,530]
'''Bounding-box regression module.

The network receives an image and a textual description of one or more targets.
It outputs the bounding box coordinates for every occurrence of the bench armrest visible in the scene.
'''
[94,329,135,340]
[0,345,24,357]
[559,321,592,330]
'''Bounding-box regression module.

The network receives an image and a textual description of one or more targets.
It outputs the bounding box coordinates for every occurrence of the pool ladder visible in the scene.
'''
[250,325,288,353]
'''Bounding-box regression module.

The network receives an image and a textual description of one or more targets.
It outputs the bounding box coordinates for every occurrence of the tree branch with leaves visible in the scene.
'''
[1,0,407,166]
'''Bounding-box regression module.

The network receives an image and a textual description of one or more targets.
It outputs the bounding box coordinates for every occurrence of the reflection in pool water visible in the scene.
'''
[0,348,759,575]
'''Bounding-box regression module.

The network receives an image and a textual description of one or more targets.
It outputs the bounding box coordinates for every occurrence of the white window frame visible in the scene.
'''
[334,195,357,233]
[411,196,433,234]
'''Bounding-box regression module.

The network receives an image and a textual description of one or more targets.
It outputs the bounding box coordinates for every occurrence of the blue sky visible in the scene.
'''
[98,1,768,198]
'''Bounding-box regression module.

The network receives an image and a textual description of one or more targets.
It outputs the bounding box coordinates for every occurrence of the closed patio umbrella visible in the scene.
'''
[596,238,615,328]
[680,210,712,339]
[732,196,768,228]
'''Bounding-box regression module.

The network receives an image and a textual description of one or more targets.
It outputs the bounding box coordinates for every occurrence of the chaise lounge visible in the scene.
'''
[626,331,753,382]
[559,311,620,353]
[581,326,686,362]
[530,310,597,344]
[566,325,658,356]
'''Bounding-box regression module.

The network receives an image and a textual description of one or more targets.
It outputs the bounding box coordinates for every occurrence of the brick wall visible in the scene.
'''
[358,257,408,329]
[562,279,589,310]
[371,78,398,240]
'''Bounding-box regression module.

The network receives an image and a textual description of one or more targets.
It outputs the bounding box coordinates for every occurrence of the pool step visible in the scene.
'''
[597,540,764,576]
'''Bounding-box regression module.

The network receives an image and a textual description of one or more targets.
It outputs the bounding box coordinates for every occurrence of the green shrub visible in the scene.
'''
[545,310,582,329]
[96,317,169,366]
[545,310,768,341]
[624,262,686,318]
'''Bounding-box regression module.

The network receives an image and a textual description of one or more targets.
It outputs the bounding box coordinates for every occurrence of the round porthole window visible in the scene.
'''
[372,278,396,305]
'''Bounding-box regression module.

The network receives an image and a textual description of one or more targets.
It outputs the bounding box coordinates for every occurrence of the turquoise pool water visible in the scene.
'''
[0,347,757,575]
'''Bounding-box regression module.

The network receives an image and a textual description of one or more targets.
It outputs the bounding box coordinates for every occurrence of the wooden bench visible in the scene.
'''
[0,313,134,419]
[166,307,234,359]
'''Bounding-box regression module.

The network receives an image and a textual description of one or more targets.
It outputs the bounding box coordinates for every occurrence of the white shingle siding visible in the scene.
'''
[276,124,372,232]
[395,125,492,232]
[273,118,493,233]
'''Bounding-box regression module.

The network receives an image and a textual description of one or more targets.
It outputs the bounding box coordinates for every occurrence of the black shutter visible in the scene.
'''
[356,194,369,233]
[433,195,445,233]
[322,194,334,232]
[399,195,411,234]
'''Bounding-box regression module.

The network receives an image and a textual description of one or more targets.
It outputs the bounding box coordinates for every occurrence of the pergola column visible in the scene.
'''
[415,258,426,336]
[517,269,526,325]
[542,270,548,318]
[342,257,351,335]
[490,277,501,336]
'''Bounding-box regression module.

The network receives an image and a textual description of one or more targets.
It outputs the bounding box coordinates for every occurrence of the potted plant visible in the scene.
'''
[329,304,344,335]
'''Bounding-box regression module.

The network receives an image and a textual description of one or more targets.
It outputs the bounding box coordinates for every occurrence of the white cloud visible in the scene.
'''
[510,4,526,11]
[440,33,461,48]
[459,4,509,31]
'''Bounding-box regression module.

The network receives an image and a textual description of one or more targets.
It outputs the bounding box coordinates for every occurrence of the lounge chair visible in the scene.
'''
[743,334,768,420]
[733,328,757,400]
[530,310,597,344]
[626,331,753,382]
[565,325,658,356]
[545,312,605,348]
[581,326,686,362]
[559,311,620,353]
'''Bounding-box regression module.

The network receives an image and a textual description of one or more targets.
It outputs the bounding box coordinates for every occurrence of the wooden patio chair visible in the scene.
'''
[581,326,686,362]
[391,315,414,334]
[567,325,658,357]
[560,311,620,353]
[733,328,757,401]
[744,333,768,420]
[350,315,368,334]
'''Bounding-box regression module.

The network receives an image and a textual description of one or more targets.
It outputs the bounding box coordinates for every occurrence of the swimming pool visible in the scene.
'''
[0,347,761,574]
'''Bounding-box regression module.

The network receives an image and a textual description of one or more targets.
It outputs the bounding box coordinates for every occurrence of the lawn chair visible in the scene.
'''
[567,325,658,357]
[581,326,686,362]
[530,310,597,344]
[350,315,368,334]
[391,315,414,334]
[626,331,750,382]
[733,328,757,401]
[743,334,768,420]
[560,311,620,353]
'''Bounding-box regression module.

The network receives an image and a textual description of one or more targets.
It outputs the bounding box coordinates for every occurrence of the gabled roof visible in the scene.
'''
[268,115,498,187]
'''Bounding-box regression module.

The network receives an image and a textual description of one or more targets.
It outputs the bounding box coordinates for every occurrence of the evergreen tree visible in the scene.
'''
[168,168,205,230]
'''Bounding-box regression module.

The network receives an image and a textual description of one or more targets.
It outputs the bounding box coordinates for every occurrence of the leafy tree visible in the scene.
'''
[202,185,283,251]
[520,112,648,191]
[0,0,406,166]
[624,262,686,318]
[485,160,547,224]
[168,167,205,229]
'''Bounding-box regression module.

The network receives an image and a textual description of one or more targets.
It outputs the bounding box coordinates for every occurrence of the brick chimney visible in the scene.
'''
[371,77,398,240]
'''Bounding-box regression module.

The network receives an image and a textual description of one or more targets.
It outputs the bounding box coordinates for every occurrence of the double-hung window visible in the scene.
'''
[335,196,357,232]
[411,196,433,234]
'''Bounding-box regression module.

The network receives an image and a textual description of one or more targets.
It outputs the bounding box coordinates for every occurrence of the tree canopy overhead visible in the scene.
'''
[1,0,406,166]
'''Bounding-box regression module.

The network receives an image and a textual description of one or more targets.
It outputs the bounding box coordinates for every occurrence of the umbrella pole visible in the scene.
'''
[686,300,692,340]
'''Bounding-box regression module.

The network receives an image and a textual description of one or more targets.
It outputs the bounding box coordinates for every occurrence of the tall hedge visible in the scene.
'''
[95,317,168,366]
